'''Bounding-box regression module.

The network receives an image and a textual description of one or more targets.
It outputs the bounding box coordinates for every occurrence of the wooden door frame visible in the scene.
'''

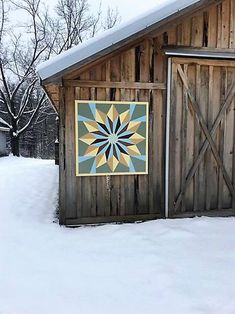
[165,55,235,218]
[165,57,172,218]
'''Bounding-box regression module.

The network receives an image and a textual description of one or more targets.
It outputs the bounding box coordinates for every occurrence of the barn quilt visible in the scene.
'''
[75,101,149,176]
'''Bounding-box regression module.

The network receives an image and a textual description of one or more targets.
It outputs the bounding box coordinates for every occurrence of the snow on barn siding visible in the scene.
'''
[37,0,235,225]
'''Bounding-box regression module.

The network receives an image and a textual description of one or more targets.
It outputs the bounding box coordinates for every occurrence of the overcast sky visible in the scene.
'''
[46,0,161,23]
[91,0,160,21]
[12,0,164,29]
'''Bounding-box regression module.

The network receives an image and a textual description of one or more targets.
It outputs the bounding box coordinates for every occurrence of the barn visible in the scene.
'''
[0,127,9,157]
[37,0,235,226]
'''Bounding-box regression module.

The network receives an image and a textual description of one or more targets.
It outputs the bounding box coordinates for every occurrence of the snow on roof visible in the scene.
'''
[0,117,10,131]
[37,0,201,81]
[0,127,9,132]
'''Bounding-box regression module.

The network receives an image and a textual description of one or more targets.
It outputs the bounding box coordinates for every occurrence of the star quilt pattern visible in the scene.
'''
[75,101,148,176]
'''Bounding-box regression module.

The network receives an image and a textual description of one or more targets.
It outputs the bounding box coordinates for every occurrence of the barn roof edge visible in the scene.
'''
[37,0,206,82]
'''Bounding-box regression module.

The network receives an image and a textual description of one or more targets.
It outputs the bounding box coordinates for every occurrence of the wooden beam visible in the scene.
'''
[59,86,66,225]
[65,213,161,226]
[64,80,166,90]
[171,208,235,218]
[42,84,59,113]
[172,57,235,66]
[165,46,235,53]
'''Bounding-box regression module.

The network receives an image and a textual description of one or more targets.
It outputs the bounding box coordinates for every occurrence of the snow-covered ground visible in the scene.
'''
[1,156,235,314]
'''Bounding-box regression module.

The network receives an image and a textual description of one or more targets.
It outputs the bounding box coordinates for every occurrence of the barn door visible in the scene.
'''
[168,57,235,216]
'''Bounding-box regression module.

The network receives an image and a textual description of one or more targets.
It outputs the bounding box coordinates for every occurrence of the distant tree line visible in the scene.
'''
[0,0,120,158]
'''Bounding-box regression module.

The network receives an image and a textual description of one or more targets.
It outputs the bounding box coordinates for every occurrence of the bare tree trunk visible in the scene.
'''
[10,134,20,157]
[10,120,20,156]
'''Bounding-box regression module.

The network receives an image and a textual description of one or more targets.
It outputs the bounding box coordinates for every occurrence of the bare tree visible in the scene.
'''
[0,0,120,157]
[47,0,108,54]
[0,0,10,129]
[0,0,50,156]
[0,0,7,45]
[103,6,121,30]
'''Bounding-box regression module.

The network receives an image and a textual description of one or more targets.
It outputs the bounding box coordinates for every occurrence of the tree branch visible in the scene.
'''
[18,93,46,135]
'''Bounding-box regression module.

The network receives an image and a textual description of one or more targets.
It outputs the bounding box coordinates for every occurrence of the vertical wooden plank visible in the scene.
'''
[232,68,235,208]
[154,36,165,83]
[152,38,165,215]
[223,66,234,208]
[218,66,226,209]
[138,89,150,215]
[139,39,150,82]
[180,65,188,212]
[211,65,221,210]
[193,64,200,211]
[169,63,177,215]
[208,5,218,48]
[150,89,164,215]
[121,49,135,83]
[138,39,151,214]
[177,23,183,45]
[110,55,121,82]
[148,89,154,214]
[75,87,82,219]
[222,0,230,48]
[101,63,106,81]
[89,66,98,82]
[65,86,77,219]
[175,67,183,206]
[182,19,191,46]
[167,26,177,45]
[149,39,154,83]
[199,65,210,211]
[205,66,214,210]
[203,11,209,47]
[185,64,195,211]
[59,86,66,224]
[191,13,204,47]
[208,66,220,210]
[217,3,222,48]
[106,59,111,83]
[229,0,235,48]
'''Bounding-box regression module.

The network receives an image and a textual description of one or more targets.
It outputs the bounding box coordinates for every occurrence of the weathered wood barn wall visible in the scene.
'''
[40,0,235,225]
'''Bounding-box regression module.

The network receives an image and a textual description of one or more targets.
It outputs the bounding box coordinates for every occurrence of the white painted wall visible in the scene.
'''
[0,131,7,156]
